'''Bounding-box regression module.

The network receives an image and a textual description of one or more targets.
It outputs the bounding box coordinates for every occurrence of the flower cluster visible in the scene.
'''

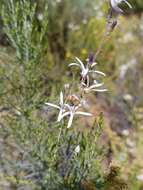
[45,0,133,129]
[45,55,107,128]
[69,56,107,93]
[45,91,92,128]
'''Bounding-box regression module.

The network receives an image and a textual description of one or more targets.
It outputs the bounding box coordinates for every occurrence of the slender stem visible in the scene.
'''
[58,125,63,142]
[58,120,64,142]
[94,8,114,61]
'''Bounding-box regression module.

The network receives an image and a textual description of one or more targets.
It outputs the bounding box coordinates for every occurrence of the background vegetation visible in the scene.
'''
[0,0,143,189]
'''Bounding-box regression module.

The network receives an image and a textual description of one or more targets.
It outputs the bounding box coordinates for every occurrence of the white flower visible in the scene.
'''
[111,0,132,13]
[69,57,106,80]
[45,92,92,128]
[45,91,65,122]
[60,104,92,128]
[75,145,80,153]
[83,80,108,93]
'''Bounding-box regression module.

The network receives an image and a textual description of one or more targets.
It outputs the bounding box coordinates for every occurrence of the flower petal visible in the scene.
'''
[45,103,60,109]
[59,111,70,121]
[67,114,74,128]
[57,109,64,122]
[89,70,106,76]
[75,57,85,71]
[90,83,104,89]
[75,111,92,116]
[92,89,108,92]
[75,105,80,111]
[123,0,132,8]
[60,91,64,105]
[91,62,98,67]
[69,63,81,68]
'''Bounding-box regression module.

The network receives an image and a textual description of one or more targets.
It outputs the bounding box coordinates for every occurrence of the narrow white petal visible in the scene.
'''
[45,103,60,109]
[90,83,104,89]
[81,82,87,87]
[67,114,74,128]
[74,106,79,111]
[123,0,132,8]
[81,68,89,78]
[59,111,70,120]
[69,63,81,68]
[60,91,64,105]
[114,6,123,13]
[91,62,98,67]
[57,109,63,122]
[75,111,92,116]
[89,70,106,76]
[92,89,108,92]
[75,57,85,71]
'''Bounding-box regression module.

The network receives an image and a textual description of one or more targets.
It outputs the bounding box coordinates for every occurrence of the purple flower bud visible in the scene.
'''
[88,53,94,64]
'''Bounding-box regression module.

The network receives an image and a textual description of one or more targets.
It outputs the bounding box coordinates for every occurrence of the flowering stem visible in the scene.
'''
[94,8,114,61]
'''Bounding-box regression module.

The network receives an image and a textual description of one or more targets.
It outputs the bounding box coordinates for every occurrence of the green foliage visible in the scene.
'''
[0,106,105,189]
[0,0,50,115]
[1,0,48,65]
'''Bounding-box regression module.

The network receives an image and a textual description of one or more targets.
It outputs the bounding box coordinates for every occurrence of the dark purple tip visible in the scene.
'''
[88,52,94,64]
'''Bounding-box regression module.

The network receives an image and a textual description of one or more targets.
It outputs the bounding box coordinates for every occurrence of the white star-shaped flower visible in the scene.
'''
[110,0,132,13]
[60,104,92,128]
[69,57,105,80]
